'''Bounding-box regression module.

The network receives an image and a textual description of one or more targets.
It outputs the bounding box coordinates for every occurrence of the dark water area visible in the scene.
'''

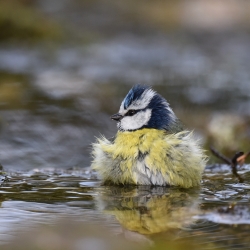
[0,0,250,249]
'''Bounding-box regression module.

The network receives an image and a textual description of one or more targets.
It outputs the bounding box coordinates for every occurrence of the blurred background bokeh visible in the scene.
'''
[0,0,250,170]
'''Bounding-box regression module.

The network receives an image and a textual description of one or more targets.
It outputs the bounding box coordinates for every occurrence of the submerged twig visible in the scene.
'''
[231,152,244,183]
[210,147,250,183]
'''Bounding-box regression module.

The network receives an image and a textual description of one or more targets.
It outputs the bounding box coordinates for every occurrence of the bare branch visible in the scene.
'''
[210,147,246,183]
[210,146,231,165]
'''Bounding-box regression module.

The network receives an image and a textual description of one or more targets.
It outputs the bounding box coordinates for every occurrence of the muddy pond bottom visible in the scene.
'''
[0,165,250,250]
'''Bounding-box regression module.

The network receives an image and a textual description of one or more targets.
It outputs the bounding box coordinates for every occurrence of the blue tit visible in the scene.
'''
[91,85,207,188]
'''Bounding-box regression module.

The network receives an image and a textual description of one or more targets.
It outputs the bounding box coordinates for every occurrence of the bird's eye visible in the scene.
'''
[126,109,136,116]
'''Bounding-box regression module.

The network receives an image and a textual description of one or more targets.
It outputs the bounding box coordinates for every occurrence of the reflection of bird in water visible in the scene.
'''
[96,186,200,235]
[92,85,207,188]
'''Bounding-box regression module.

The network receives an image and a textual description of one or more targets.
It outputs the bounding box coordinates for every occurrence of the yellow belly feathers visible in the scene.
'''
[91,128,206,188]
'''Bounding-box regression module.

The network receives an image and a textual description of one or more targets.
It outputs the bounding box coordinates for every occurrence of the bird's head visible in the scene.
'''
[111,85,182,132]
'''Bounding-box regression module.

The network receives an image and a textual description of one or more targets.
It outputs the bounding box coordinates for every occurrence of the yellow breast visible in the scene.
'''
[91,128,206,188]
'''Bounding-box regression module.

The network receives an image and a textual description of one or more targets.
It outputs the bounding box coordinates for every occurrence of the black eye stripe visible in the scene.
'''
[125,109,137,116]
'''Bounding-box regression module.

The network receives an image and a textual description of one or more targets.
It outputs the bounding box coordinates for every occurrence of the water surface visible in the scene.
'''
[0,165,250,249]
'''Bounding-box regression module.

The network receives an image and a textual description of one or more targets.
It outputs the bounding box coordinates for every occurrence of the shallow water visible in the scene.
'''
[0,165,249,249]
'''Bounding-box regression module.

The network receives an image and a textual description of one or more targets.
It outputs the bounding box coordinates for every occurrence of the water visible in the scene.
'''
[0,165,250,249]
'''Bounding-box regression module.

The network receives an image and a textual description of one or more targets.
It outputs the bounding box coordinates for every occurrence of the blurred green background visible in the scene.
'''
[0,0,250,170]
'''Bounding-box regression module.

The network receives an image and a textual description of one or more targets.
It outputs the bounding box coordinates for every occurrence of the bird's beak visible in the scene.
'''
[111,113,123,121]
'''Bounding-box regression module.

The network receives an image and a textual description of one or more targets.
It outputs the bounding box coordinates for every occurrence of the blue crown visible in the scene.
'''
[123,85,149,109]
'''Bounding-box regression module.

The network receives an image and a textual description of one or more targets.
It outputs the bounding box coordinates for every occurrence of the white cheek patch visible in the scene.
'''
[119,109,152,131]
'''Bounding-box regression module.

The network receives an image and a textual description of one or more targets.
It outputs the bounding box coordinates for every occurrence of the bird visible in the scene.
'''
[91,85,207,188]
